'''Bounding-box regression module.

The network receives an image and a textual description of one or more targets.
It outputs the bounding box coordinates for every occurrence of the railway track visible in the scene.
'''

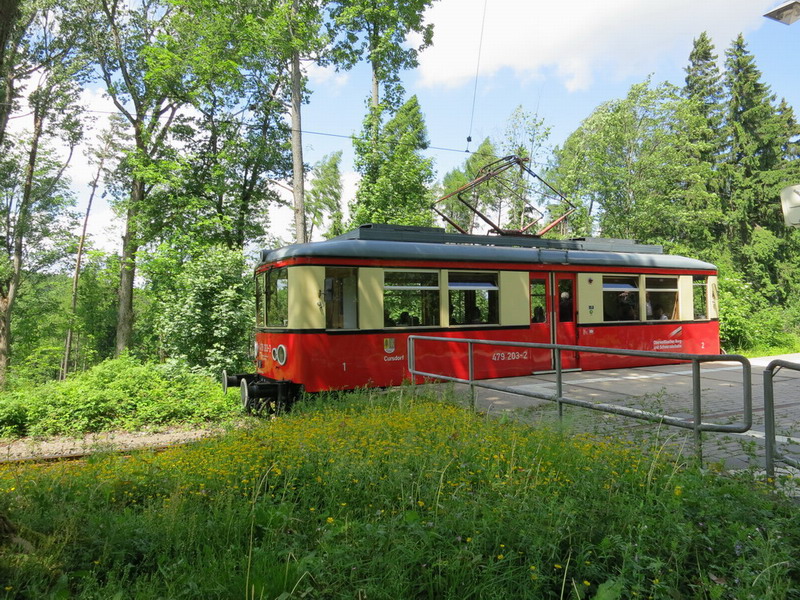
[0,428,224,466]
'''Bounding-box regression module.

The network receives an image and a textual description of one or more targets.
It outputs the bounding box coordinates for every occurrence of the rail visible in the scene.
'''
[763,359,800,479]
[407,336,752,463]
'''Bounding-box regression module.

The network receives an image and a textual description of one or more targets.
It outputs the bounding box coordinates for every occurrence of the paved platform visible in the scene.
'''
[440,353,800,478]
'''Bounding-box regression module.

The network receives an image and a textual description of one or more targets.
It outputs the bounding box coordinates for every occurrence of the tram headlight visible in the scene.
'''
[272,344,287,366]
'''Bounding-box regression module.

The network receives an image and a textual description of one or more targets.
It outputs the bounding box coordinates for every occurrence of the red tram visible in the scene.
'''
[227,223,719,409]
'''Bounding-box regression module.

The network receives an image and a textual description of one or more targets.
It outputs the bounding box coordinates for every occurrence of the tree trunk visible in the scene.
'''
[114,179,142,356]
[61,156,103,378]
[0,102,43,387]
[371,61,379,110]
[291,45,306,244]
[0,0,21,149]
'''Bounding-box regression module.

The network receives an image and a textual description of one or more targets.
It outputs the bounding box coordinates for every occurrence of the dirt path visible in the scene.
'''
[0,426,226,462]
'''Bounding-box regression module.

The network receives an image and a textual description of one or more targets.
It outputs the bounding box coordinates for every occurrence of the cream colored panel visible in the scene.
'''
[359,268,384,330]
[678,275,693,321]
[577,273,603,324]
[499,271,529,326]
[440,270,450,326]
[708,275,719,319]
[288,266,324,329]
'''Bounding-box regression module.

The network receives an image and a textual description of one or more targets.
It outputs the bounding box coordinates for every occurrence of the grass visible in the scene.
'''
[1,389,799,599]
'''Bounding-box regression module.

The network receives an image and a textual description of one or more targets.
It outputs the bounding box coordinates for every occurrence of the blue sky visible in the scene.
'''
[70,0,800,247]
[300,0,799,178]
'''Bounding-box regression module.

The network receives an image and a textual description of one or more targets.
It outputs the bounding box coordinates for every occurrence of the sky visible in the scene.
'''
[59,0,800,249]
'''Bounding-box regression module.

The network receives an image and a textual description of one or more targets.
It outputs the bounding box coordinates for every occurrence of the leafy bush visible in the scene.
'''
[0,355,239,437]
[718,274,796,351]
[155,246,253,376]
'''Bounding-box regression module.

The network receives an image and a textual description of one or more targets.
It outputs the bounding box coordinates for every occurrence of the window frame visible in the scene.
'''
[448,270,500,326]
[383,269,441,328]
[265,267,289,328]
[644,276,679,321]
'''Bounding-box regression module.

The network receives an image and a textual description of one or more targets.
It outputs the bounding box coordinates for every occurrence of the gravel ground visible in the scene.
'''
[0,426,226,462]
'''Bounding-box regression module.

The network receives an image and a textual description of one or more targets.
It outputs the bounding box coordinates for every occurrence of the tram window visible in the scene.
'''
[384,271,440,327]
[645,277,678,321]
[530,280,547,323]
[603,276,640,322]
[255,272,265,328]
[449,272,499,325]
[265,267,289,327]
[325,267,358,329]
[693,276,708,320]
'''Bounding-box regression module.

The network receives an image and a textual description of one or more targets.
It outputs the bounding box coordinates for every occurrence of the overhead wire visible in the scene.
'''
[466,0,489,152]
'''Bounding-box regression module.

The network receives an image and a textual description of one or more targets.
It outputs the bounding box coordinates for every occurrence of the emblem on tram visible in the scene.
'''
[384,338,396,354]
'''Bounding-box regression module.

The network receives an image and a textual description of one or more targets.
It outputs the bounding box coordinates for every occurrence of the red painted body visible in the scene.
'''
[255,320,720,393]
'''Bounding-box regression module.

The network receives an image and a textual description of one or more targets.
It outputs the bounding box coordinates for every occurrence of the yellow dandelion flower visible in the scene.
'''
[554,564,563,569]
[497,554,504,560]
[674,486,683,497]
[326,517,334,524]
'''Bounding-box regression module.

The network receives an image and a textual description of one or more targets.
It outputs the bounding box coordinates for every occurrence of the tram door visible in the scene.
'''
[529,273,578,371]
[554,274,578,369]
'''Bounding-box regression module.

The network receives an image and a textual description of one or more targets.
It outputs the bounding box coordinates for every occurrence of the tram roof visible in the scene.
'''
[260,224,717,272]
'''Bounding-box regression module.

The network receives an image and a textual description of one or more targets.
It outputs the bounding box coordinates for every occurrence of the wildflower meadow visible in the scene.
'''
[1,390,798,598]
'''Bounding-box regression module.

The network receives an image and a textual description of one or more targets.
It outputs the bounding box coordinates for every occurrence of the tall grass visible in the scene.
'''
[1,390,798,599]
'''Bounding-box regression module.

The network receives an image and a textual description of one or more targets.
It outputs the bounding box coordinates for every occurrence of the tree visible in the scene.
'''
[438,137,499,233]
[61,121,123,379]
[306,151,344,239]
[329,0,436,112]
[719,34,800,302]
[0,0,24,149]
[350,95,434,227]
[76,0,190,355]
[683,32,724,163]
[551,79,717,245]
[156,246,252,375]
[149,35,292,251]
[0,0,85,386]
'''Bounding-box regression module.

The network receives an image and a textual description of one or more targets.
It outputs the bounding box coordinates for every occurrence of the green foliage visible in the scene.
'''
[0,355,238,437]
[329,0,436,109]
[1,394,798,597]
[306,151,345,239]
[718,273,795,351]
[438,137,499,233]
[154,245,253,375]
[351,95,435,227]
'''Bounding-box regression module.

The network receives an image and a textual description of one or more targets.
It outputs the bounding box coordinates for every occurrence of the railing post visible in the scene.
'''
[763,367,777,481]
[692,359,703,464]
[469,340,476,412]
[555,348,563,421]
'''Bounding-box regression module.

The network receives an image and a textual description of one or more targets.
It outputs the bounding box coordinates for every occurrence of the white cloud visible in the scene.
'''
[416,0,776,91]
[304,62,350,90]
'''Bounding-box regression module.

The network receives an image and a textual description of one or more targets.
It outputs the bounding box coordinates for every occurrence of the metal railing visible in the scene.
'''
[763,360,800,478]
[407,336,752,463]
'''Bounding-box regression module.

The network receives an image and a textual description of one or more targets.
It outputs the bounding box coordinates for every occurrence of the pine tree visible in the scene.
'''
[721,34,800,301]
[350,95,434,227]
[684,31,724,159]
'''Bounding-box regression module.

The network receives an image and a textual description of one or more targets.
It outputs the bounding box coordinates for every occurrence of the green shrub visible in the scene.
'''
[718,274,797,351]
[0,355,239,437]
